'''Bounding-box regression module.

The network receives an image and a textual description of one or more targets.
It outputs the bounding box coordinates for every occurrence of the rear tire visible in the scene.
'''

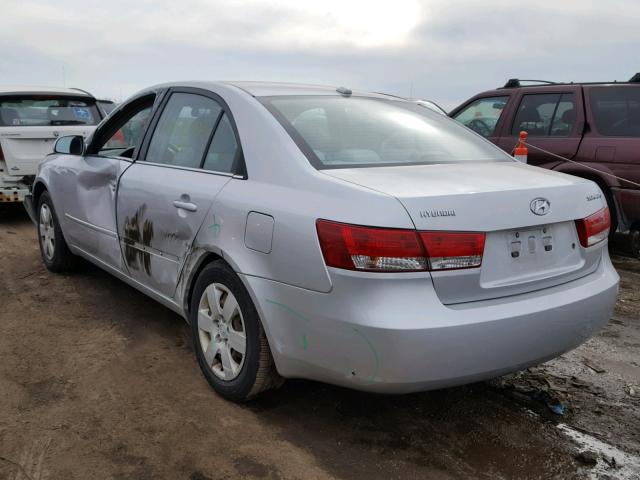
[37,191,78,273]
[190,261,282,402]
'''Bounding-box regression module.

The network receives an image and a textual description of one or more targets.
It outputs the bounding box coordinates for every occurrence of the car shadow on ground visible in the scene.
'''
[244,375,581,479]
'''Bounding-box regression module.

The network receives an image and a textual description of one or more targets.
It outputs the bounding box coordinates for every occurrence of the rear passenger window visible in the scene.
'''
[590,87,640,136]
[511,93,576,137]
[202,113,239,173]
[146,93,222,168]
[453,96,508,137]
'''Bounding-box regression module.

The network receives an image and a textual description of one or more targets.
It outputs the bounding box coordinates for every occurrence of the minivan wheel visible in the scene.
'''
[190,261,282,401]
[602,187,618,238]
[630,229,640,259]
[37,191,78,272]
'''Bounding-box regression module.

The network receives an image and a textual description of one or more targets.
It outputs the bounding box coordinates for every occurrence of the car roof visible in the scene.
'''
[224,81,393,98]
[142,81,399,99]
[490,76,640,93]
[0,85,95,97]
[461,81,640,103]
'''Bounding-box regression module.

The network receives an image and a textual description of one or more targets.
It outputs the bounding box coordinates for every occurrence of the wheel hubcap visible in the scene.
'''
[39,204,55,260]
[197,283,246,381]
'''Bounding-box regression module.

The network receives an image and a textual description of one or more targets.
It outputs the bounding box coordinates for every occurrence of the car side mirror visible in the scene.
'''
[54,135,85,155]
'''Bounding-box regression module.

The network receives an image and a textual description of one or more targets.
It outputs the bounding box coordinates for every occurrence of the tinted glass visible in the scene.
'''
[98,100,117,115]
[265,96,510,169]
[0,96,100,126]
[512,93,576,136]
[590,87,640,136]
[203,114,239,173]
[102,106,153,154]
[146,93,222,168]
[453,96,508,137]
[550,94,576,137]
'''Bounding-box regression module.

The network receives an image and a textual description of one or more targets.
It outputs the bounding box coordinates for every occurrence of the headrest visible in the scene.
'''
[561,108,576,124]
[518,107,541,123]
[0,108,19,126]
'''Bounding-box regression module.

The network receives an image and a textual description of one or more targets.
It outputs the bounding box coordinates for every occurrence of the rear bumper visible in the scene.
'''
[0,186,28,203]
[242,251,619,394]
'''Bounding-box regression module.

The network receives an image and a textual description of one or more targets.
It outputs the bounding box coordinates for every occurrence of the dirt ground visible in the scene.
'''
[1,206,638,480]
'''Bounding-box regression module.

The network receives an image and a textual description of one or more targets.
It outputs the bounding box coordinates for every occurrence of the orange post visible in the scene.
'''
[514,131,528,163]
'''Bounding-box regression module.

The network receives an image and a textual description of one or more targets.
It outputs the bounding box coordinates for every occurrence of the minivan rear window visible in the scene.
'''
[0,96,101,127]
[590,87,640,136]
[262,96,511,169]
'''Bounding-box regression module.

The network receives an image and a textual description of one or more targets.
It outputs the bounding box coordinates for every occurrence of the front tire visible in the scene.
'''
[37,191,78,272]
[190,261,282,401]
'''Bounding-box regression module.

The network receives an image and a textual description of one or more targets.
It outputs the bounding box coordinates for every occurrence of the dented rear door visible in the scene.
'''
[116,164,230,298]
[116,89,238,299]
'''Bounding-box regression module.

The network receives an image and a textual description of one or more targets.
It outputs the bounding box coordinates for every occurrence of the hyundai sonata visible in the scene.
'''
[25,81,619,401]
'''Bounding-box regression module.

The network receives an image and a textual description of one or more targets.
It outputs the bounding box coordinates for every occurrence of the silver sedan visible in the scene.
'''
[25,82,619,402]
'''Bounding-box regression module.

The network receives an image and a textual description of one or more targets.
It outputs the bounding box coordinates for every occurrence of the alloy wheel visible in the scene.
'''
[39,204,55,260]
[197,283,246,381]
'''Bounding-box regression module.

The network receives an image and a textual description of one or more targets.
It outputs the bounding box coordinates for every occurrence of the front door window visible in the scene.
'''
[453,96,509,137]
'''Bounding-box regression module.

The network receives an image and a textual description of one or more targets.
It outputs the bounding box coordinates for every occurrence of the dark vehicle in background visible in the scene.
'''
[450,75,640,257]
[97,99,117,116]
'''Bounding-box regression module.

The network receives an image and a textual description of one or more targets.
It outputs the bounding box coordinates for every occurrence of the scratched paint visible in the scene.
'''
[122,204,154,275]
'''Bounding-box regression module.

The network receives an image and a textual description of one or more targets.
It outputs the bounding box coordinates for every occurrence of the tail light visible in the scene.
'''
[575,207,610,248]
[316,220,427,272]
[316,220,485,272]
[419,232,485,270]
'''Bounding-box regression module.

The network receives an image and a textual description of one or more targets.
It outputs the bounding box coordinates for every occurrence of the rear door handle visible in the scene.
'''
[173,200,198,212]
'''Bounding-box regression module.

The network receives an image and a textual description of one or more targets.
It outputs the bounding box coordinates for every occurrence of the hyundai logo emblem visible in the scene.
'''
[530,198,551,216]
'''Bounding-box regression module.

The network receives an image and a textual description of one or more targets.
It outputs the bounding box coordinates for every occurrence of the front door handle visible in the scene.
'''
[173,200,198,212]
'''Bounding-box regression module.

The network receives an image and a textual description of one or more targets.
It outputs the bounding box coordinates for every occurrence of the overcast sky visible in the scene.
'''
[1,0,638,110]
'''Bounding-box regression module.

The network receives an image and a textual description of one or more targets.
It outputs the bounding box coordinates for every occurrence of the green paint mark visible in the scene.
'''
[265,299,311,323]
[351,327,380,384]
[265,299,380,381]
[208,223,221,234]
[266,299,310,350]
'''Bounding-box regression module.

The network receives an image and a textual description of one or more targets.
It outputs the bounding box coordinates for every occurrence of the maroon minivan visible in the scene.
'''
[450,76,640,257]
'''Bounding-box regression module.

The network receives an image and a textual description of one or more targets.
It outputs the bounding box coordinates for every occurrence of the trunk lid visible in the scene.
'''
[324,162,608,304]
[0,126,94,176]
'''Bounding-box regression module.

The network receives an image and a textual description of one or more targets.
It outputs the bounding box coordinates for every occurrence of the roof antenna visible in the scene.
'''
[336,86,352,96]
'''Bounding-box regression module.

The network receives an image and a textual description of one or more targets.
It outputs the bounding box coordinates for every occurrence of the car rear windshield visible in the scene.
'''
[262,96,510,169]
[590,87,640,136]
[0,95,101,127]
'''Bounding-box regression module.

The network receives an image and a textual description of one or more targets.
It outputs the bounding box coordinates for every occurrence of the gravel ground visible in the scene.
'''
[0,206,638,480]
